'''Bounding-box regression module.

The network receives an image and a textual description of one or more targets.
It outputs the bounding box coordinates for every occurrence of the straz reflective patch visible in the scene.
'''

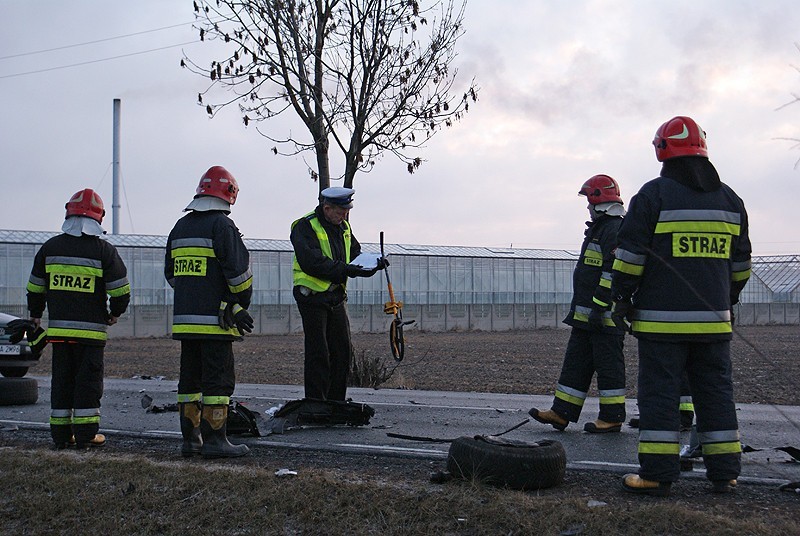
[50,273,95,293]
[673,233,731,258]
[174,256,207,276]
[583,256,602,267]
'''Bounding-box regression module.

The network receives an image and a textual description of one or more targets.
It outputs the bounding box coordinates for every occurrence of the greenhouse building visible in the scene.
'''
[1,229,798,337]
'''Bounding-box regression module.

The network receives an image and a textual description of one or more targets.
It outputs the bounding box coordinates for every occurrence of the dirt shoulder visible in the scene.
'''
[30,324,799,405]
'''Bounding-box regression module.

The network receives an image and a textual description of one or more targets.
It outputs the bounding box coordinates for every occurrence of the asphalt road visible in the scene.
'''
[2,375,799,486]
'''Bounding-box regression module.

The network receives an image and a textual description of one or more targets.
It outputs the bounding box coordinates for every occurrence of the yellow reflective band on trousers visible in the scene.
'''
[73,415,100,425]
[177,393,202,403]
[638,442,681,455]
[702,441,742,455]
[599,395,626,405]
[292,213,351,292]
[50,416,72,425]
[203,395,229,405]
[555,386,586,407]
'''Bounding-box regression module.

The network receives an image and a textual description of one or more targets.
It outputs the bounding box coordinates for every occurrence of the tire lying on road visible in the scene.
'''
[0,377,39,406]
[447,435,566,490]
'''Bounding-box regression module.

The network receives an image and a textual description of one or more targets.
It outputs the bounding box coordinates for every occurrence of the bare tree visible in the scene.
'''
[183,0,478,192]
[775,42,800,169]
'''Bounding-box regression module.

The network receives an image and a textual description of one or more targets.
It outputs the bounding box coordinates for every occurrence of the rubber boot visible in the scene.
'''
[72,434,106,449]
[583,419,622,434]
[712,479,738,493]
[622,474,671,497]
[52,424,73,450]
[200,404,249,459]
[529,408,568,431]
[179,401,203,457]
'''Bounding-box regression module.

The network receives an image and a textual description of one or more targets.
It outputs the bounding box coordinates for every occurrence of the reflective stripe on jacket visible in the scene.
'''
[165,211,252,340]
[291,211,352,292]
[563,214,625,334]
[611,175,751,341]
[26,233,130,346]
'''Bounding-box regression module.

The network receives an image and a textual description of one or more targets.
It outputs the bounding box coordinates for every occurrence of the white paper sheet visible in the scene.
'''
[349,252,382,269]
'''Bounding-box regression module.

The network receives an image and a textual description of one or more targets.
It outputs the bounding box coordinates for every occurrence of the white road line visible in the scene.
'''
[337,443,448,456]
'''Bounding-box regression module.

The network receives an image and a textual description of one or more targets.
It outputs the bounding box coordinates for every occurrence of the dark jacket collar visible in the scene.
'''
[660,156,721,192]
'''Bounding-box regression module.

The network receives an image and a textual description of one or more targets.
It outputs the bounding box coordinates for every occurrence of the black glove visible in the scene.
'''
[376,256,390,270]
[218,300,235,330]
[345,264,378,278]
[6,318,33,344]
[611,299,634,332]
[588,307,605,331]
[230,303,254,335]
[26,326,47,355]
[6,319,47,354]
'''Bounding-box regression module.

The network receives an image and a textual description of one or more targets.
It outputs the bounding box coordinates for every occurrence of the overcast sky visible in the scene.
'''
[2,1,800,255]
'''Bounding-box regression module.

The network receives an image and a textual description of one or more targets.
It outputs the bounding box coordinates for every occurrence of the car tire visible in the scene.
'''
[0,367,29,378]
[0,377,39,406]
[446,435,566,490]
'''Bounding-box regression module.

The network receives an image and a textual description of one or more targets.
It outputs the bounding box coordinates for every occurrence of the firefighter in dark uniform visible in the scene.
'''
[530,175,628,433]
[612,116,751,496]
[26,189,130,449]
[165,166,254,459]
[290,187,386,401]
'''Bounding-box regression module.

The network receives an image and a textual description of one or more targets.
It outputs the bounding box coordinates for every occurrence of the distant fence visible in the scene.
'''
[2,302,796,338]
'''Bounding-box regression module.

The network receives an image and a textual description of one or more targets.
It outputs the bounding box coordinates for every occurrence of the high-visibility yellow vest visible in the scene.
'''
[292,212,351,292]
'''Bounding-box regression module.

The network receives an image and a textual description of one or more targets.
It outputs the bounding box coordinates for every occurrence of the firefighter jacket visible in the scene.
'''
[165,210,252,340]
[611,163,751,342]
[26,233,130,346]
[564,214,625,335]
[290,205,361,295]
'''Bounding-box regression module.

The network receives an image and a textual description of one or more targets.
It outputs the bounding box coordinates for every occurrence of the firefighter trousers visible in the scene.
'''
[178,339,236,404]
[295,297,352,401]
[50,342,104,445]
[637,338,740,482]
[551,327,626,423]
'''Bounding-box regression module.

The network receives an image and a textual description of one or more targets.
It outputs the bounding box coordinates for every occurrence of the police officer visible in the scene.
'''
[290,187,386,401]
[165,166,254,459]
[26,189,130,449]
[530,175,628,433]
[612,116,751,496]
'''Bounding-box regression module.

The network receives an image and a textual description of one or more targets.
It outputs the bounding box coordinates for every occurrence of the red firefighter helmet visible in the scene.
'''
[65,188,105,223]
[578,174,622,205]
[196,166,239,204]
[653,116,708,161]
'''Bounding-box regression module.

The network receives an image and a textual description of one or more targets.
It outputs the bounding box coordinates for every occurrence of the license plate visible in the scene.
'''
[0,344,22,355]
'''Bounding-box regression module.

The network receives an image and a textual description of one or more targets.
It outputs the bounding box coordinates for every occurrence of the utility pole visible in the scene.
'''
[112,98,121,234]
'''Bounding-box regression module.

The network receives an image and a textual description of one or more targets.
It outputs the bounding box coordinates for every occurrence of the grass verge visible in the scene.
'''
[0,445,797,536]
